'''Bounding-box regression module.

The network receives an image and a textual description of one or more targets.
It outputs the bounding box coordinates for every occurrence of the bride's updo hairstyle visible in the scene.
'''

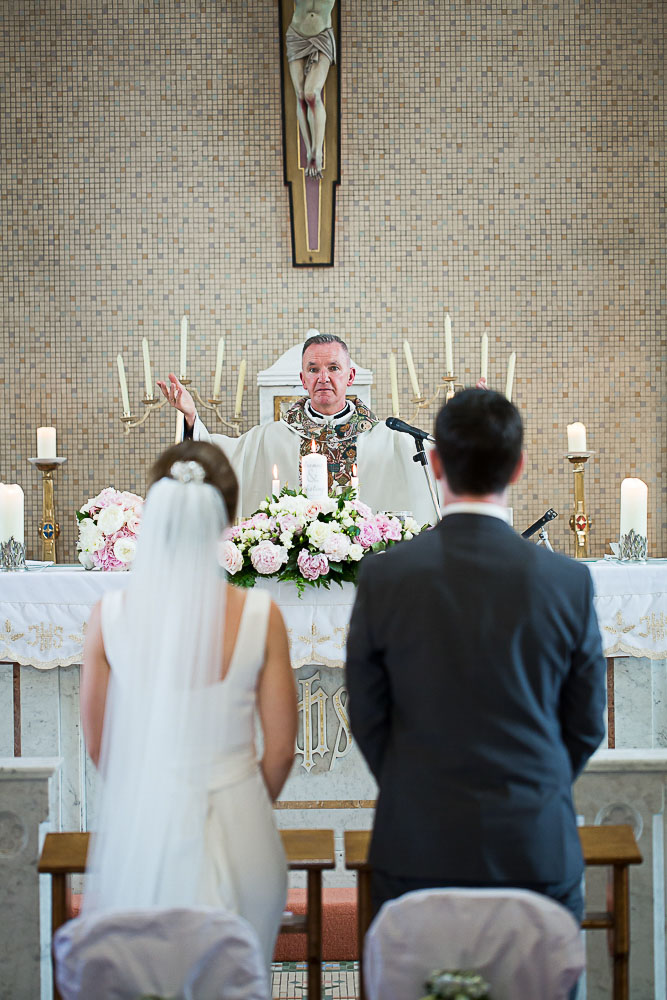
[149,440,239,520]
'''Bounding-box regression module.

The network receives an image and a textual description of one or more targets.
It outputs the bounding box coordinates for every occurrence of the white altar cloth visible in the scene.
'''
[1,560,666,669]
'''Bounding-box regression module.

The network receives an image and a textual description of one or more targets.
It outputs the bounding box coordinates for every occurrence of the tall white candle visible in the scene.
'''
[213,337,225,399]
[301,443,328,500]
[141,338,153,398]
[174,410,184,445]
[566,422,587,453]
[505,352,516,402]
[403,341,421,398]
[350,463,359,492]
[0,484,25,544]
[620,478,648,539]
[272,465,280,497]
[234,358,247,418]
[37,427,57,459]
[117,354,131,416]
[480,333,488,381]
[389,353,400,417]
[180,315,189,379]
[445,313,453,374]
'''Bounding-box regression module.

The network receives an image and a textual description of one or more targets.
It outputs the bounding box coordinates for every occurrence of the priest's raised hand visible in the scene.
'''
[156,373,197,430]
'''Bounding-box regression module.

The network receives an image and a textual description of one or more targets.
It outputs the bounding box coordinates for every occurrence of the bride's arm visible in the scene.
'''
[257,601,298,801]
[80,602,111,768]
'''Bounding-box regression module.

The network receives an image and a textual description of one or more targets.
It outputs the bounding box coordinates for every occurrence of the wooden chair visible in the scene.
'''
[344,824,642,1000]
[39,828,335,1000]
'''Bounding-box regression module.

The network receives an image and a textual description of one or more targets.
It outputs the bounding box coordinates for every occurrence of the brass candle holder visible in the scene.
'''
[118,379,242,438]
[28,457,67,562]
[566,452,594,558]
[408,375,464,423]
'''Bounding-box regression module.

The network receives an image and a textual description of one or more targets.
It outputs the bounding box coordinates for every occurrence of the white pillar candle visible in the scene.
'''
[37,427,56,459]
[620,478,648,539]
[350,463,359,492]
[389,353,400,417]
[234,358,247,418]
[505,352,516,402]
[445,313,453,374]
[141,338,153,398]
[213,337,225,399]
[180,315,189,379]
[0,484,25,544]
[272,465,280,497]
[403,340,421,398]
[566,422,587,453]
[480,333,488,381]
[174,410,184,445]
[116,354,131,416]
[301,443,328,500]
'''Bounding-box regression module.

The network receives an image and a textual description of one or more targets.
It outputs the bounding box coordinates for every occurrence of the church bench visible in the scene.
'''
[344,824,642,1000]
[39,827,335,1000]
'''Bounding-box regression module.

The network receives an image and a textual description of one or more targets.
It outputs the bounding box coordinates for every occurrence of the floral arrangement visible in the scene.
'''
[221,487,422,592]
[420,969,490,1000]
[76,487,144,571]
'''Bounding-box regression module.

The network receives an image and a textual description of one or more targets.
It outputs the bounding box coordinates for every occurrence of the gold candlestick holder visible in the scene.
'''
[28,457,67,562]
[408,375,464,423]
[118,380,243,438]
[190,386,243,437]
[566,452,594,558]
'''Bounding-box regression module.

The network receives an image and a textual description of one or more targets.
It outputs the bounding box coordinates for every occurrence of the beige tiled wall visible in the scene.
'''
[1,0,664,562]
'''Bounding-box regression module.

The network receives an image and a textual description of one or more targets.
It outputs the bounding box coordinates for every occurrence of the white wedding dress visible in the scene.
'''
[99,585,288,969]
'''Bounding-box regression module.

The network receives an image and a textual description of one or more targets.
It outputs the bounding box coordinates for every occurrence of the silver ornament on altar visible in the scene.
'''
[0,537,26,572]
[619,529,647,562]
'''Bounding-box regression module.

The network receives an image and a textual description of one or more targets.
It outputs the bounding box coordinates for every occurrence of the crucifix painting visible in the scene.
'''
[280,0,340,266]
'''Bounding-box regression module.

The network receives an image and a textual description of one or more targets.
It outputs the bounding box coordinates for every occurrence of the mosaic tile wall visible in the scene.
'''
[1,0,664,562]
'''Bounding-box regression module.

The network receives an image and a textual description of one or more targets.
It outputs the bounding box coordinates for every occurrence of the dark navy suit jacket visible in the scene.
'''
[346,513,606,885]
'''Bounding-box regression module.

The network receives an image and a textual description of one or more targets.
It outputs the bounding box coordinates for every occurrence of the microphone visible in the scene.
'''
[385,416,434,443]
[521,508,558,539]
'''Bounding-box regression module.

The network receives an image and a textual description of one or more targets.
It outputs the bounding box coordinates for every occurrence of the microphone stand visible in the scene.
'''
[412,438,442,521]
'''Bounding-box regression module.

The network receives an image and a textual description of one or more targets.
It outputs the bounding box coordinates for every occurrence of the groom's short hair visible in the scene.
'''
[435,388,523,496]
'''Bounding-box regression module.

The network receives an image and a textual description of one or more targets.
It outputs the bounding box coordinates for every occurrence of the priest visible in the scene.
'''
[157,333,437,523]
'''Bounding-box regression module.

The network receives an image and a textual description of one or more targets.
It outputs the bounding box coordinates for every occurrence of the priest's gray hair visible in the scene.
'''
[302,332,350,359]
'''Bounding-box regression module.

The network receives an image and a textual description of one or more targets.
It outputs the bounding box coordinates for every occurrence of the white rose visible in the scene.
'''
[78,550,95,570]
[323,531,351,562]
[279,531,294,548]
[348,543,364,561]
[259,500,269,511]
[79,520,105,552]
[113,536,137,564]
[404,516,420,534]
[403,531,414,540]
[319,497,338,515]
[220,539,244,575]
[97,505,125,535]
[307,520,333,548]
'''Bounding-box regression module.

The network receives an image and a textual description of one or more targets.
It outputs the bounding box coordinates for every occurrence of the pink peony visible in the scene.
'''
[250,540,287,575]
[357,518,382,549]
[375,514,402,542]
[297,550,329,581]
[221,539,244,575]
[323,531,351,562]
[278,513,303,534]
[349,499,373,519]
[305,501,323,518]
[93,537,124,571]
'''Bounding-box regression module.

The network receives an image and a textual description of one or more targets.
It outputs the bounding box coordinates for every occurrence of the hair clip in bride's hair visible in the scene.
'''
[170,460,206,485]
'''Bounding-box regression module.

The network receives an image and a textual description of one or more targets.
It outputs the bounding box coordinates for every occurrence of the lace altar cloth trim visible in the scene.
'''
[0,563,665,669]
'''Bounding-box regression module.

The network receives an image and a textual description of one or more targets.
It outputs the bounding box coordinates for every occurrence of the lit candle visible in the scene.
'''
[620,478,648,539]
[213,336,225,399]
[234,358,247,418]
[142,338,153,399]
[403,341,421,398]
[566,422,587,453]
[505,352,516,402]
[117,354,131,416]
[389,353,400,417]
[174,410,184,445]
[180,315,189,379]
[480,333,488,382]
[445,313,453,374]
[37,427,57,459]
[301,441,328,500]
[272,465,281,497]
[0,484,25,545]
[350,463,359,492]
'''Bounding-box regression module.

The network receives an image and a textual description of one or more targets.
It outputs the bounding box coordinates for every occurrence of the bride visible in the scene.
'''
[78,441,298,968]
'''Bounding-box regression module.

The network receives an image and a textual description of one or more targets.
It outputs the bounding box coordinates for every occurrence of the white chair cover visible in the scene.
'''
[364,888,585,1000]
[54,905,270,1000]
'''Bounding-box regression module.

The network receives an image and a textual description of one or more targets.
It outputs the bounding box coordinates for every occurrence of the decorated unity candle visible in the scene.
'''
[566,422,587,453]
[37,426,57,459]
[301,442,328,500]
[0,484,25,544]
[620,478,648,540]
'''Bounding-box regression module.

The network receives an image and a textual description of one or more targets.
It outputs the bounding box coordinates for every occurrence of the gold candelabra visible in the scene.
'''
[409,374,464,423]
[566,452,594,558]
[28,457,67,562]
[119,380,242,438]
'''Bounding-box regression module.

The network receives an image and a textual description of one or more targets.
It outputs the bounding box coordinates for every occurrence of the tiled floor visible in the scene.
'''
[271,962,359,999]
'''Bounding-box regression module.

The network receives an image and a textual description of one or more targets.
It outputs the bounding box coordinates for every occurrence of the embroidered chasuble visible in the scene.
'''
[283,397,378,491]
